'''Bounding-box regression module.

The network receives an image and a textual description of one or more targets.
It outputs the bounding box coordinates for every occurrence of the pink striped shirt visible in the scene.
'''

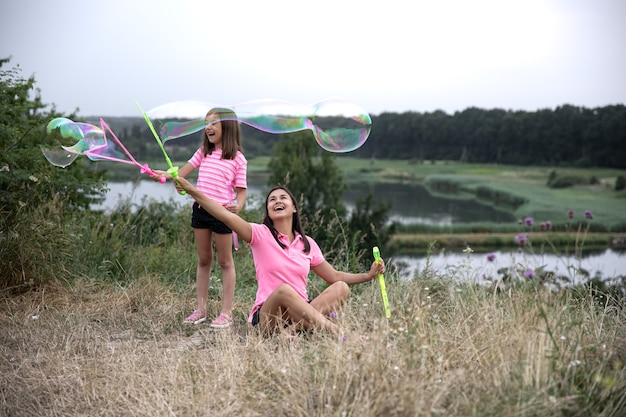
[247,223,325,322]
[188,148,247,205]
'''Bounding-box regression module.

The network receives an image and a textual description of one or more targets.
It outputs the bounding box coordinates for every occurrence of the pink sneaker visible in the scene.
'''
[183,310,206,324]
[210,313,233,329]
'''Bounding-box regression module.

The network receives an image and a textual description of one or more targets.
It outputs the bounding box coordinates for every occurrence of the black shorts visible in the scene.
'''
[251,307,262,327]
[191,202,232,234]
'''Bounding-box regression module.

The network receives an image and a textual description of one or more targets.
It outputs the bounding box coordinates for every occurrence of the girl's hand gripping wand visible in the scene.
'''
[136,101,186,195]
[373,246,391,318]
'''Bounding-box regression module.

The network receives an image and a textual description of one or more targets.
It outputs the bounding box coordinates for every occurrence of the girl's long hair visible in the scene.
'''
[201,108,243,159]
[262,186,311,254]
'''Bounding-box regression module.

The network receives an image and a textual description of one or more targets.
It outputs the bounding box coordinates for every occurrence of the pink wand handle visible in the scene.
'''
[140,164,166,183]
[233,232,239,251]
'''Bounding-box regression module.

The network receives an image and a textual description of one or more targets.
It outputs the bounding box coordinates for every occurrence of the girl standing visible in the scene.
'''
[158,108,247,328]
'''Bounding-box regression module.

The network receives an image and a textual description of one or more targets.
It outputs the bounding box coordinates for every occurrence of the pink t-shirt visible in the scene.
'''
[188,148,247,205]
[247,223,325,322]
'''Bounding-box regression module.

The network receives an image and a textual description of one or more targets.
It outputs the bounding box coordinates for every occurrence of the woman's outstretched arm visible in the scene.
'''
[312,259,384,285]
[175,177,253,243]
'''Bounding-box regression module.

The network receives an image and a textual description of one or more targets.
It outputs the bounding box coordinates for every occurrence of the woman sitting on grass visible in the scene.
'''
[171,176,385,336]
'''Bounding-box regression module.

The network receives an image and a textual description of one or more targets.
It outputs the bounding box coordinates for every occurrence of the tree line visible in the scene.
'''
[101,104,626,169]
[353,105,626,168]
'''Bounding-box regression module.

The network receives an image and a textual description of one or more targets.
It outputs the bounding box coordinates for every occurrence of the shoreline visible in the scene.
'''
[390,232,626,254]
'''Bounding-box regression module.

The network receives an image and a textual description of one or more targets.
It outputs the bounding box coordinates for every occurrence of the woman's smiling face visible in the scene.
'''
[266,188,296,220]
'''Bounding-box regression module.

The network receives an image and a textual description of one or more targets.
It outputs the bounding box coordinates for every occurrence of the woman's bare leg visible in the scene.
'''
[258,284,339,335]
[309,281,350,316]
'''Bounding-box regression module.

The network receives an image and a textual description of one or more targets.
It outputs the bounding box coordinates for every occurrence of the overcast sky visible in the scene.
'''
[2,0,625,118]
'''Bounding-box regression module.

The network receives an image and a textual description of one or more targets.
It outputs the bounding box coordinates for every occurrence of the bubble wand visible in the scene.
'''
[42,117,164,182]
[231,196,239,251]
[373,246,391,318]
[96,118,165,182]
[135,101,185,194]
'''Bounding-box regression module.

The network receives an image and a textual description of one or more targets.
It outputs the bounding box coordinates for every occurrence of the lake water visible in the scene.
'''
[94,180,626,279]
[92,179,264,212]
[94,178,515,224]
[343,182,515,225]
[392,248,626,283]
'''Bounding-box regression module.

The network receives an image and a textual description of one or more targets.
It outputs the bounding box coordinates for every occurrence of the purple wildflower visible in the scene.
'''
[545,220,552,231]
[584,210,593,220]
[568,210,575,219]
[514,233,528,245]
[523,269,535,278]
[486,253,496,262]
[329,311,338,319]
[524,217,535,227]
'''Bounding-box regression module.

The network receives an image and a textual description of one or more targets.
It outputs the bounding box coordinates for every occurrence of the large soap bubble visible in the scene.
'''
[146,98,371,153]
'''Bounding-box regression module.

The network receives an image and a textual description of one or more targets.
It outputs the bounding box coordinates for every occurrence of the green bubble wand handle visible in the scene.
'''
[135,101,186,195]
[373,246,391,318]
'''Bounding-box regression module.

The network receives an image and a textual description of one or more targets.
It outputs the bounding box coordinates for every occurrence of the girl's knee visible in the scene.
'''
[197,248,213,267]
[197,256,212,268]
[218,258,234,270]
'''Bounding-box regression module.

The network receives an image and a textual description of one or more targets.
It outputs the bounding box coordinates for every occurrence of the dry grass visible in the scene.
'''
[1,274,625,416]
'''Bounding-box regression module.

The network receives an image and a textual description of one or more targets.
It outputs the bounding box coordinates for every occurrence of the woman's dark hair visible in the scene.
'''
[201,107,243,159]
[262,186,311,253]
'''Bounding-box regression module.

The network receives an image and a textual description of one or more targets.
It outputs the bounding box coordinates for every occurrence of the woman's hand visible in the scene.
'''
[174,181,185,195]
[174,176,193,194]
[368,259,385,280]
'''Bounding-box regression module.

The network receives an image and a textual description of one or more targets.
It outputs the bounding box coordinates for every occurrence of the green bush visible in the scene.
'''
[1,58,106,291]
[547,175,587,188]
[475,185,527,208]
